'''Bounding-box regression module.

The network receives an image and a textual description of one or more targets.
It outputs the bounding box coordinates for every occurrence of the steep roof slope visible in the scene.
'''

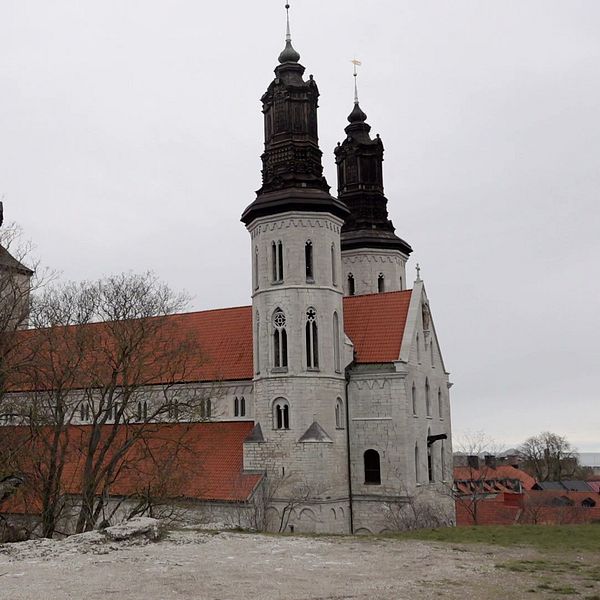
[0,422,261,514]
[7,291,413,390]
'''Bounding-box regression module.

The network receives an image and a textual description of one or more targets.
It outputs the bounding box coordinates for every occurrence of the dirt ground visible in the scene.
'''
[0,530,598,600]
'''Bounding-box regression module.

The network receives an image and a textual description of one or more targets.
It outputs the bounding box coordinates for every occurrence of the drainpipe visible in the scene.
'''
[344,367,354,534]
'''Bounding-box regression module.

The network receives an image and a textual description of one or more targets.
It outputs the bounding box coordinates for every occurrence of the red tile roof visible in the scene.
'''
[0,422,262,515]
[453,465,537,491]
[7,291,412,391]
[343,291,412,364]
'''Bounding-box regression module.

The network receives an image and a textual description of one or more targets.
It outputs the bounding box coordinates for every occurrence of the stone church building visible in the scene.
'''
[0,17,454,535]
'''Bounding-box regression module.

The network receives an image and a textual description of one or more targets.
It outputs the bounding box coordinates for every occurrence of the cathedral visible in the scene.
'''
[0,9,454,535]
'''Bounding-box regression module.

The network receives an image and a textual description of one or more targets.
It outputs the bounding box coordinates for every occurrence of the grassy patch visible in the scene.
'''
[388,524,600,552]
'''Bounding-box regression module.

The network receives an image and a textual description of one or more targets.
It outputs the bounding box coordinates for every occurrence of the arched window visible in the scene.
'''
[200,399,211,419]
[272,309,288,369]
[173,399,179,420]
[425,378,431,416]
[348,273,355,296]
[428,429,434,482]
[234,396,246,417]
[137,402,142,421]
[206,399,211,419]
[378,273,385,293]
[335,397,344,429]
[254,247,259,290]
[364,450,381,484]
[113,403,119,422]
[399,276,403,291]
[416,333,421,363]
[80,404,85,422]
[415,443,420,483]
[84,404,90,422]
[272,241,284,283]
[438,388,443,418]
[431,339,435,366]
[255,312,260,374]
[333,311,341,372]
[331,244,337,286]
[273,398,290,430]
[412,382,417,415]
[143,401,148,420]
[305,240,314,281]
[305,308,319,369]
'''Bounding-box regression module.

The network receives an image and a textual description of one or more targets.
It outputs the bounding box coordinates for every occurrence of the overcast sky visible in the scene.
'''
[1,1,598,451]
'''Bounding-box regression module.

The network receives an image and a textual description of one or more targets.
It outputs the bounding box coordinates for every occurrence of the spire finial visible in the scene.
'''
[278,2,300,64]
[351,58,362,104]
[286,3,291,42]
[416,263,422,281]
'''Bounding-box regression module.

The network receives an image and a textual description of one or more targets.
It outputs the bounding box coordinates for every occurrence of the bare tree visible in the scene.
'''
[5,272,207,536]
[451,431,505,525]
[518,432,581,482]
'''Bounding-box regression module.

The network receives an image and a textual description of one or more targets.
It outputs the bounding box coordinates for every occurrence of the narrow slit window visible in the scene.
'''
[305,241,314,281]
[331,244,337,286]
[412,382,417,415]
[305,308,319,369]
[426,378,431,416]
[333,311,340,372]
[378,273,385,293]
[348,273,355,296]
[277,241,284,281]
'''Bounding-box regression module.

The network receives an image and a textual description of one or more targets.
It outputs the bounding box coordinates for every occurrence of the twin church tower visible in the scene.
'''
[239,8,453,534]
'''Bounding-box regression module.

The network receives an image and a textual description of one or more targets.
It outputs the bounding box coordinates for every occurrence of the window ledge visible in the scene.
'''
[426,416,433,420]
[364,482,381,486]
[306,277,315,284]
[271,367,288,374]
[307,367,320,372]
[412,413,418,418]
[272,280,284,286]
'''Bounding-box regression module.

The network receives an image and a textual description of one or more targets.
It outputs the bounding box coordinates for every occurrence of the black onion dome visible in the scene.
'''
[348,102,367,123]
[278,40,301,63]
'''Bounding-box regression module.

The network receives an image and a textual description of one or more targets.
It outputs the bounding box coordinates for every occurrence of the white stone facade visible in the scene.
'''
[342,248,409,296]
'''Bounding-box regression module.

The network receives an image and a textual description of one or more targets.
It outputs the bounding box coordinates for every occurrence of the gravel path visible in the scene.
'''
[0,531,542,599]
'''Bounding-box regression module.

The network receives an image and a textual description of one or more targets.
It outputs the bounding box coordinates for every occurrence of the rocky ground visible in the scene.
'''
[0,522,597,599]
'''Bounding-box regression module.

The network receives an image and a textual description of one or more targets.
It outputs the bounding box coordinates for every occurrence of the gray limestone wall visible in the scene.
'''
[342,248,408,296]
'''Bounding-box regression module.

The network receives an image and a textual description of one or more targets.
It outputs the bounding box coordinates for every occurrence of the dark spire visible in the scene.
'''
[278,4,300,63]
[241,3,348,225]
[335,94,412,255]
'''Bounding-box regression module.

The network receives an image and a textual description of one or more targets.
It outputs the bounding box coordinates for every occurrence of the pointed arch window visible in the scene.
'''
[305,308,319,369]
[431,339,435,366]
[333,311,341,372]
[273,398,290,430]
[331,244,337,286]
[416,333,421,363]
[335,397,344,429]
[143,401,148,421]
[412,382,417,415]
[254,246,259,290]
[378,273,385,293]
[234,396,246,417]
[438,388,443,419]
[137,402,142,421]
[272,241,284,283]
[426,378,431,417]
[364,449,381,485]
[348,273,355,296]
[272,309,288,369]
[305,240,314,282]
[399,276,403,291]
